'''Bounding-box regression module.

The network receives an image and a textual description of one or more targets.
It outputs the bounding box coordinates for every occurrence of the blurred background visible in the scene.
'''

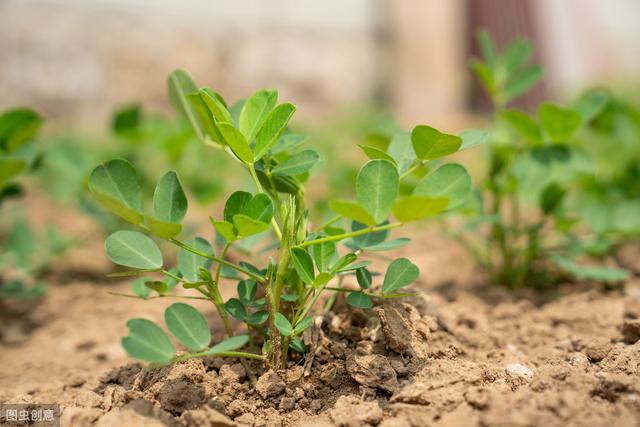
[2,0,639,128]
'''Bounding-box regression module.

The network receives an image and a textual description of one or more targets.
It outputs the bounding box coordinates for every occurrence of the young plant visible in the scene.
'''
[90,69,479,372]
[453,30,629,289]
[0,108,72,300]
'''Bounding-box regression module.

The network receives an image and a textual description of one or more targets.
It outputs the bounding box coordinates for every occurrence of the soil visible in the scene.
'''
[2,200,640,426]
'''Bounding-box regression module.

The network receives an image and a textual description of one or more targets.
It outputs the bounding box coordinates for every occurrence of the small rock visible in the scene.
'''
[181,406,235,427]
[464,386,490,409]
[346,354,398,392]
[279,396,296,411]
[319,363,338,384]
[255,370,286,399]
[585,339,612,362]
[329,395,383,427]
[285,365,304,384]
[97,399,177,427]
[219,364,246,383]
[505,363,534,378]
[622,319,640,344]
[234,413,255,426]
[375,305,412,354]
[60,407,102,427]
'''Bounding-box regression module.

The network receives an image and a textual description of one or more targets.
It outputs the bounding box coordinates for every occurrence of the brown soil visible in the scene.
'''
[2,210,640,426]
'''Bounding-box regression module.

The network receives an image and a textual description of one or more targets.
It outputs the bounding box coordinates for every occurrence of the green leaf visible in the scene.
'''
[224,191,252,223]
[504,38,533,73]
[290,337,306,353]
[387,132,416,174]
[211,218,237,242]
[346,292,373,309]
[551,255,629,283]
[153,171,188,223]
[199,88,232,123]
[476,29,496,66]
[414,163,471,210]
[311,240,338,272]
[539,103,582,141]
[356,268,372,289]
[364,238,410,252]
[246,311,269,326]
[459,128,489,150]
[89,159,143,224]
[238,279,257,303]
[217,122,254,163]
[332,253,359,273]
[187,93,222,144]
[208,335,250,354]
[164,303,211,351]
[274,313,293,336]
[329,200,376,226]
[0,108,43,153]
[168,69,203,140]
[357,144,396,164]
[105,230,163,270]
[293,316,313,335]
[240,89,278,141]
[572,88,609,123]
[178,237,214,282]
[272,150,320,176]
[145,216,183,239]
[356,160,399,224]
[501,109,542,145]
[382,258,419,293]
[540,183,566,215]
[290,247,315,284]
[504,65,543,102]
[254,103,296,160]
[313,272,334,288]
[225,298,247,321]
[131,278,151,299]
[0,157,26,190]
[243,193,274,223]
[145,281,169,296]
[233,214,270,237]
[122,319,175,364]
[350,220,389,249]
[271,133,307,155]
[337,260,371,273]
[411,126,462,160]
[392,196,449,222]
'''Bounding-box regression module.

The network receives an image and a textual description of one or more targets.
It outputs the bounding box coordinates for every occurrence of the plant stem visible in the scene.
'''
[399,160,426,180]
[294,222,403,248]
[317,215,343,231]
[169,238,264,282]
[107,292,211,301]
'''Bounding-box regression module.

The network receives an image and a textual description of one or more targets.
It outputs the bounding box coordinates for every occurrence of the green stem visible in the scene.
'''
[317,215,343,231]
[294,222,403,248]
[169,238,264,282]
[399,160,426,180]
[107,292,210,301]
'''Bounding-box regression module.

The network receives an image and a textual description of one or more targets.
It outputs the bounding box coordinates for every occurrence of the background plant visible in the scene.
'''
[0,108,73,300]
[452,30,630,289]
[89,69,482,373]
